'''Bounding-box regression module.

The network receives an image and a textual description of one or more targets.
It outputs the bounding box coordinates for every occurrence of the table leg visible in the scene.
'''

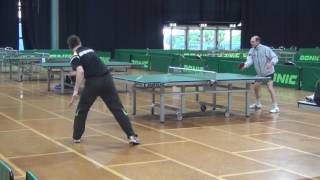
[160,86,165,123]
[0,60,2,72]
[132,86,137,115]
[195,86,199,102]
[180,86,185,114]
[60,68,64,94]
[17,62,22,82]
[226,83,233,117]
[9,61,12,80]
[245,83,250,117]
[212,83,217,110]
[151,87,155,115]
[47,68,51,91]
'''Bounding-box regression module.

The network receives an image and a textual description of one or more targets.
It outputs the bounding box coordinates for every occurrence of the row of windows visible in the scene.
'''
[163,26,241,50]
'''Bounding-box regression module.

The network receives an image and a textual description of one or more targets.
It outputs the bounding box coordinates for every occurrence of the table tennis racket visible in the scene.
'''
[239,62,245,70]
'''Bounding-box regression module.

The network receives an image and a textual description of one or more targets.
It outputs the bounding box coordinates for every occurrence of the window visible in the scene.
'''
[163,25,240,50]
[217,29,231,50]
[231,30,241,50]
[188,29,201,50]
[203,29,216,50]
[163,27,171,50]
[171,29,186,50]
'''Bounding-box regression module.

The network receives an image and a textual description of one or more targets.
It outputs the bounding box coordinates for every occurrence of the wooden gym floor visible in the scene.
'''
[0,70,319,180]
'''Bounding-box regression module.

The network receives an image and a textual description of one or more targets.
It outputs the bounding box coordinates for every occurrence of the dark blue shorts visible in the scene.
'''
[255,73,274,84]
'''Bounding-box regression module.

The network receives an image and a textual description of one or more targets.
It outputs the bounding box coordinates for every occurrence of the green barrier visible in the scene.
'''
[114,49,150,62]
[297,54,320,62]
[296,48,320,62]
[171,55,182,68]
[150,54,174,73]
[295,61,320,68]
[112,48,309,90]
[114,49,252,62]
[273,65,302,89]
[202,56,220,72]
[215,60,301,89]
[131,54,151,70]
[22,49,72,58]
[20,49,110,63]
[95,51,111,64]
[180,58,206,70]
[219,60,246,74]
[203,57,253,74]
[183,55,202,59]
[301,66,320,91]
[298,48,320,54]
[216,52,247,60]
[150,49,183,55]
[114,49,134,62]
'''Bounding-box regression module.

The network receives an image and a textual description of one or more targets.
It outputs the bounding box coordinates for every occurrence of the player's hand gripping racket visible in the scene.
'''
[239,62,245,70]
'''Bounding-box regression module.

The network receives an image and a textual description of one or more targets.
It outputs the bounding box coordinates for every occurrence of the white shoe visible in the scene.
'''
[128,135,140,145]
[249,104,262,109]
[270,107,280,113]
[306,94,314,102]
[73,139,81,144]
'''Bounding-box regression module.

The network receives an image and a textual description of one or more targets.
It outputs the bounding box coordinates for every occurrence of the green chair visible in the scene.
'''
[0,160,14,180]
[26,171,38,180]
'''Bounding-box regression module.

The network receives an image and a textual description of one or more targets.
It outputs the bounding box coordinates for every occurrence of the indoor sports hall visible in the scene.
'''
[1,0,320,179]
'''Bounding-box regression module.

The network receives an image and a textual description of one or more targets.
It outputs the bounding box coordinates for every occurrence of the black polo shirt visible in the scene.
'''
[70,46,109,79]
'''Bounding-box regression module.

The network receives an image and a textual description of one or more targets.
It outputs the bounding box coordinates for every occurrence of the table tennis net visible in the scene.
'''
[168,66,216,80]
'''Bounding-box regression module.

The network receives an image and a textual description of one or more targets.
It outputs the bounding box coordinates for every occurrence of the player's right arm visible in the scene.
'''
[244,49,254,69]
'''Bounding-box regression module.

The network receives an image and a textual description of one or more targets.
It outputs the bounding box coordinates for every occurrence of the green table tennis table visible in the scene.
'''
[39,61,143,94]
[113,67,270,123]
[3,51,51,81]
[0,47,14,72]
[0,48,73,81]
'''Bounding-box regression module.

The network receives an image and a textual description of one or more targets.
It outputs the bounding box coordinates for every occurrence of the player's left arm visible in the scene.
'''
[268,48,279,66]
[68,71,77,76]
[266,48,279,69]
[73,66,84,96]
[69,66,84,106]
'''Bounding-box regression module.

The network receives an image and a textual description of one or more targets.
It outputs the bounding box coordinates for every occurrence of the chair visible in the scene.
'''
[0,160,14,180]
[26,171,38,180]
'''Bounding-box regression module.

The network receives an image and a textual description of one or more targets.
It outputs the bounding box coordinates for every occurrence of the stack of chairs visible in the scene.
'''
[0,160,38,180]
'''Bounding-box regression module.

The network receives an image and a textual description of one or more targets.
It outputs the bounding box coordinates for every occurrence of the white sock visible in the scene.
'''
[256,99,261,105]
[272,103,278,108]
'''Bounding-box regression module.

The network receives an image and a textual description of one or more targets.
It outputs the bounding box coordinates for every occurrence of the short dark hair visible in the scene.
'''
[67,35,81,50]
[253,35,261,43]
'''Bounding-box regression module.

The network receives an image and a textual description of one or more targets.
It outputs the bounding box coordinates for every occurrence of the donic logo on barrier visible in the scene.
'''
[273,73,298,85]
[299,55,320,61]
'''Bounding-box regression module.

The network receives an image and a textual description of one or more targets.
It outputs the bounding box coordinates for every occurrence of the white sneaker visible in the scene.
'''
[306,94,314,102]
[270,107,280,113]
[128,135,140,145]
[249,104,262,109]
[73,139,81,144]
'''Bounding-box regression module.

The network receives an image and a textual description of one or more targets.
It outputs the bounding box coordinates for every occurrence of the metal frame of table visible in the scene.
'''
[114,73,270,123]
